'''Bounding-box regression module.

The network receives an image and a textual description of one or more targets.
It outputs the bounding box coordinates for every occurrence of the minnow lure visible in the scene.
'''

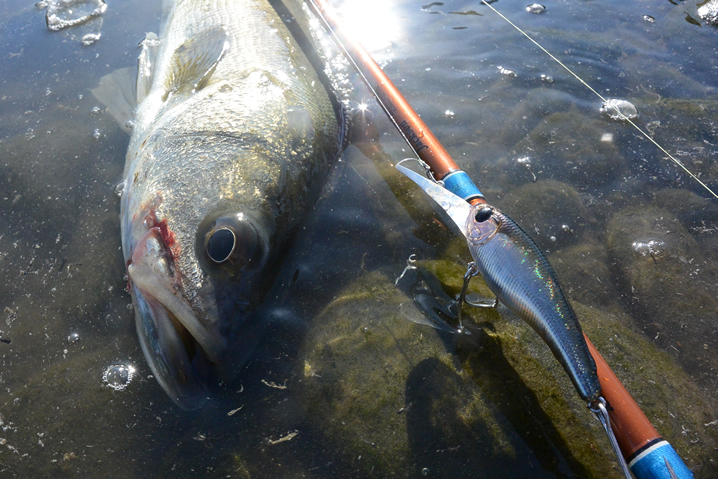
[397,162,601,402]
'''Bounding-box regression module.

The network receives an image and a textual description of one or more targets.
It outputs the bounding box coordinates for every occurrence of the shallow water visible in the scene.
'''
[1,0,717,477]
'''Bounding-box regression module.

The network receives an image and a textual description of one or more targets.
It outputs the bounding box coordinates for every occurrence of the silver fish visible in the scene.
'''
[99,0,343,409]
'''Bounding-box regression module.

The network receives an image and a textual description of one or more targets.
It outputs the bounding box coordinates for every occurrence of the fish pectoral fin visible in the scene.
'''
[90,66,137,134]
[163,24,229,101]
[136,32,160,104]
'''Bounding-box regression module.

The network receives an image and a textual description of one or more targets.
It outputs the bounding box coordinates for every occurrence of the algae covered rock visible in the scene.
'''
[606,205,718,395]
[652,188,718,255]
[298,259,718,477]
[511,110,627,189]
[577,304,718,475]
[298,262,617,477]
[548,241,621,311]
[494,180,592,251]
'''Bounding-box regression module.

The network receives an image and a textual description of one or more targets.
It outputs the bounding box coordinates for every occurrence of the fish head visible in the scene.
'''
[122,135,287,410]
[466,204,502,246]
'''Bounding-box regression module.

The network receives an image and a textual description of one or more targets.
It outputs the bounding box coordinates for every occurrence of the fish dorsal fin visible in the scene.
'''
[163,24,229,101]
[90,66,137,133]
[136,32,161,104]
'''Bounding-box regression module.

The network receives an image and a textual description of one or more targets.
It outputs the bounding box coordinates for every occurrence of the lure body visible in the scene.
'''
[466,204,601,401]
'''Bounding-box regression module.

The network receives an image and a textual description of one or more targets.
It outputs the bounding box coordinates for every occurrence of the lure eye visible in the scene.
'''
[207,228,235,263]
[201,213,263,270]
[475,206,494,223]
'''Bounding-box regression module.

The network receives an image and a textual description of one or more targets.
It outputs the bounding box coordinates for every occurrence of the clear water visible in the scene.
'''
[1,0,717,477]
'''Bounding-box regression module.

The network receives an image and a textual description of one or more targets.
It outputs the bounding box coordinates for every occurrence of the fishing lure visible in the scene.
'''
[397,161,601,402]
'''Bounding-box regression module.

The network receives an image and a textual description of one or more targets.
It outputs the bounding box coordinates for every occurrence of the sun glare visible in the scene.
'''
[336,0,402,53]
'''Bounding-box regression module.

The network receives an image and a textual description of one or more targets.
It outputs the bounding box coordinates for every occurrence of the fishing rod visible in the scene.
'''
[306,0,486,206]
[306,0,694,477]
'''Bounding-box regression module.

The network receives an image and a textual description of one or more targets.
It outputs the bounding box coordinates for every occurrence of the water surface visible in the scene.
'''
[1,0,717,477]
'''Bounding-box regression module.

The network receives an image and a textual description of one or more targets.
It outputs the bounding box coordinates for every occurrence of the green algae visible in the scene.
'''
[298,258,718,477]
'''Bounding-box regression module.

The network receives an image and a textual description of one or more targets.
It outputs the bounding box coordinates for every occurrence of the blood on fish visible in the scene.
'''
[156,219,176,249]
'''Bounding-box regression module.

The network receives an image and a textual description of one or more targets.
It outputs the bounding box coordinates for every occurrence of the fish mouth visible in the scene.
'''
[127,227,226,410]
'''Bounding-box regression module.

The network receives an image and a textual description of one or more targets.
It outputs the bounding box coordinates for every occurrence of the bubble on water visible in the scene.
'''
[550,235,557,242]
[103,363,136,390]
[698,1,718,25]
[497,66,517,78]
[632,239,667,258]
[90,105,102,114]
[526,4,546,14]
[93,128,101,139]
[444,110,455,117]
[422,467,430,476]
[45,0,107,32]
[67,332,80,343]
[561,224,571,232]
[81,33,101,46]
[45,88,52,96]
[600,98,638,121]
[516,156,532,168]
[540,73,553,83]
[114,180,126,197]
[643,15,655,23]
[25,128,36,140]
[124,119,135,130]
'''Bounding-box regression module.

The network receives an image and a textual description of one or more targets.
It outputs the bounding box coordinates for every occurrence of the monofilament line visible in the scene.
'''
[481,1,718,200]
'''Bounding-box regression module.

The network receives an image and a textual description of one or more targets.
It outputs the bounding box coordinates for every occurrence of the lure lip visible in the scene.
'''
[396,161,472,236]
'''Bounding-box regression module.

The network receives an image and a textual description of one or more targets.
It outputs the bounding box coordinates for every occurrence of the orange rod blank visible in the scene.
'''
[309,0,460,181]
[584,334,660,458]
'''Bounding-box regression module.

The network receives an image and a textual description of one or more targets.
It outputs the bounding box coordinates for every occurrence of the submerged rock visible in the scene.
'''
[606,205,718,397]
[548,241,621,310]
[634,99,718,183]
[512,110,627,189]
[298,260,717,477]
[652,188,718,258]
[494,180,591,251]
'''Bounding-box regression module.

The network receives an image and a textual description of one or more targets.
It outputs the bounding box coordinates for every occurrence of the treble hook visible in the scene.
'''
[456,262,479,333]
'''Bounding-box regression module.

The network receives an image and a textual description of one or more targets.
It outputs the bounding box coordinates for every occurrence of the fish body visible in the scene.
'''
[466,205,601,402]
[119,0,343,408]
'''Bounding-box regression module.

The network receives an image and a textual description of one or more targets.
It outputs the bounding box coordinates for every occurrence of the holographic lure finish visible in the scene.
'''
[466,204,601,402]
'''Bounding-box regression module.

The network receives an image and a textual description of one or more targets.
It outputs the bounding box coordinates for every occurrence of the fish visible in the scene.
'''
[94,0,344,409]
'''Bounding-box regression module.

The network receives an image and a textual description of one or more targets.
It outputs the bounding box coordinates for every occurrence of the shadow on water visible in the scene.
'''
[405,356,556,478]
[456,323,589,478]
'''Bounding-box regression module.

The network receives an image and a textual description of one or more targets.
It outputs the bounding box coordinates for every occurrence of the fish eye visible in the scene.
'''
[202,213,262,269]
[207,228,235,263]
[474,206,494,223]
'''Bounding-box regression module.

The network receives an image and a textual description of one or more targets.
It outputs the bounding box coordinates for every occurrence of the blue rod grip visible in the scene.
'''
[629,440,693,479]
[441,171,483,201]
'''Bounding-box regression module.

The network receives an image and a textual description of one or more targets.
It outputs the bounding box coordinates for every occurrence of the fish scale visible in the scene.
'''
[94,0,344,408]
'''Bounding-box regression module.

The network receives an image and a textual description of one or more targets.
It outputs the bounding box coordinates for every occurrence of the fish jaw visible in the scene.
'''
[127,226,226,409]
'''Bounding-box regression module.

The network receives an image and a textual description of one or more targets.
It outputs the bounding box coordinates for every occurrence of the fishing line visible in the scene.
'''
[481,0,718,200]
